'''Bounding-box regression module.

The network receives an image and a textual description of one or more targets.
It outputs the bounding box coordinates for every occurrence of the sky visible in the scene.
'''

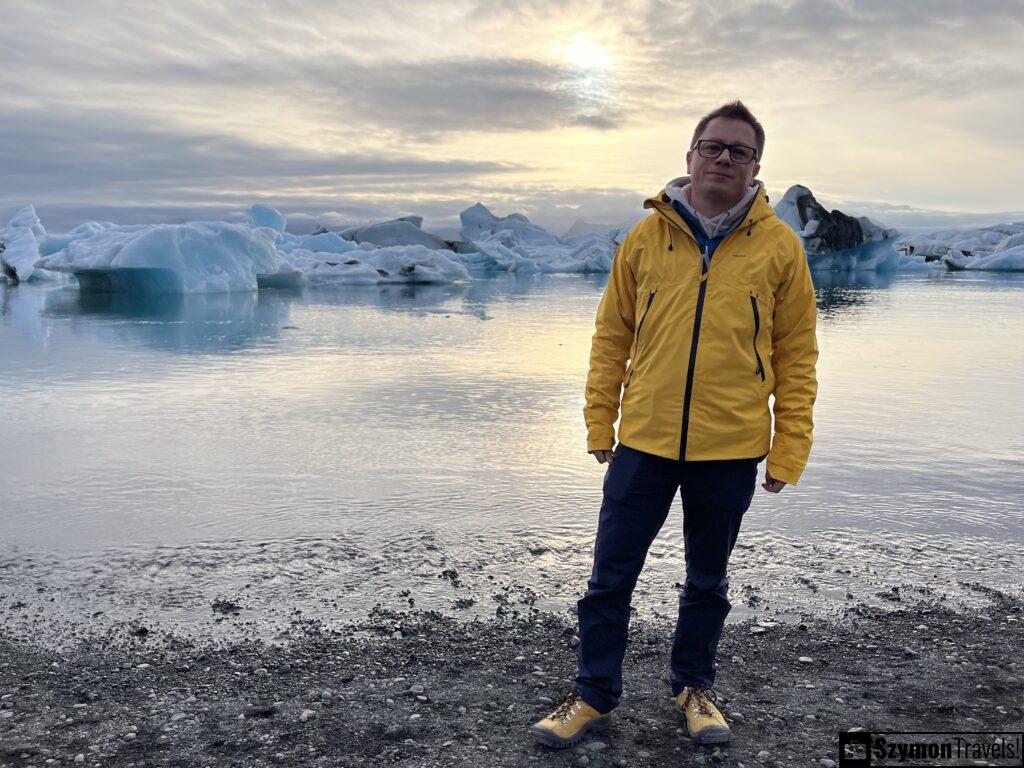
[2,0,1023,235]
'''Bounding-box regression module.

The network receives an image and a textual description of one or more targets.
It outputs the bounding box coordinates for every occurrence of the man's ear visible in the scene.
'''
[751,160,761,182]
[685,148,693,173]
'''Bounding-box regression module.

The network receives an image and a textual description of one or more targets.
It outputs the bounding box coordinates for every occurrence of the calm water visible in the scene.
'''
[1,269,1022,645]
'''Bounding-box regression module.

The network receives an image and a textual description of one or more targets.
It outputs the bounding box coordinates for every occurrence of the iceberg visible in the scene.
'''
[297,244,470,285]
[895,223,1024,272]
[455,203,616,273]
[460,202,561,246]
[341,216,453,250]
[0,206,48,282]
[276,230,360,257]
[776,185,900,271]
[248,204,287,233]
[36,221,301,293]
[943,245,1024,272]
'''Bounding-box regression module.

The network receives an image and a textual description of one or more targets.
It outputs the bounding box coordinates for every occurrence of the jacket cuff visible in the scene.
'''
[766,459,803,486]
[587,431,615,453]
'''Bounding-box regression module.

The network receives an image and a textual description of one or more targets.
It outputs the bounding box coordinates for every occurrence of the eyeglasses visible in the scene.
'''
[692,139,758,164]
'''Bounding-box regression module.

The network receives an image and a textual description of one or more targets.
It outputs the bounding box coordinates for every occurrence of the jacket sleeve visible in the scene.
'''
[583,226,639,452]
[766,234,819,485]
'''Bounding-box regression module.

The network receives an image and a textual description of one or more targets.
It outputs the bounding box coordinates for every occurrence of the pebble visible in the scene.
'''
[798,656,814,664]
[729,711,745,723]
[74,755,85,764]
[750,626,766,634]
[299,709,315,722]
[409,713,420,720]
[584,741,607,752]
[819,760,837,768]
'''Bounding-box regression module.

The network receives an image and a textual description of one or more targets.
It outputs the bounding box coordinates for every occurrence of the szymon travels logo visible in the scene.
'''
[838,731,1023,767]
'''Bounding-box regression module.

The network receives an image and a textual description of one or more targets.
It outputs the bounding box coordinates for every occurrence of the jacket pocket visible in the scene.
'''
[749,293,766,382]
[624,289,657,389]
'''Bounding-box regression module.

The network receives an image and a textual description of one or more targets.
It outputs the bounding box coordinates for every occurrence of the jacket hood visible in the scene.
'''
[644,175,774,240]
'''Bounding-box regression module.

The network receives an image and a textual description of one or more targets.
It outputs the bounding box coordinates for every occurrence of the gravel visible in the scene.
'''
[1,585,1021,767]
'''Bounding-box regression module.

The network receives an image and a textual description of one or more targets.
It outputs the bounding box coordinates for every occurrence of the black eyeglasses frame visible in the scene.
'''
[692,139,758,165]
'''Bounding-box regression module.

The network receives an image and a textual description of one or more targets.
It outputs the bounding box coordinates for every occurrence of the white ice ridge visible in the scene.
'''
[19,202,616,293]
[895,223,1024,272]
[456,203,616,273]
[13,198,1024,294]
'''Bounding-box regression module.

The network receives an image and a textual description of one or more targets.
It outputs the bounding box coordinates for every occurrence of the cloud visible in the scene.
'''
[0,105,518,204]
[637,0,1024,98]
[1,0,1021,228]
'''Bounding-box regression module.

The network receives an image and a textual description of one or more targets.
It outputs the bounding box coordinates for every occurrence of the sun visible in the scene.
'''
[554,34,611,72]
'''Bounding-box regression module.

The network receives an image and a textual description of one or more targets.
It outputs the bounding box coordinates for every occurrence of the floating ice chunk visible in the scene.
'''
[895,223,1024,263]
[776,185,895,260]
[460,203,561,246]
[1,227,41,282]
[302,244,470,285]
[36,222,299,293]
[805,240,901,272]
[276,231,360,256]
[895,252,945,270]
[346,219,451,250]
[0,205,49,282]
[465,240,541,272]
[5,205,46,239]
[944,244,1024,272]
[455,202,616,273]
[248,204,286,233]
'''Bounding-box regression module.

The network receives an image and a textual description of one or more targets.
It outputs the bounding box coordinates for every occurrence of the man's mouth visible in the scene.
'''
[707,171,731,179]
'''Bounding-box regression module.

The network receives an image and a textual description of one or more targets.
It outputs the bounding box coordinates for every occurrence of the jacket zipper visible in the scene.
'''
[625,289,656,388]
[679,243,711,460]
[650,199,759,460]
[749,294,766,381]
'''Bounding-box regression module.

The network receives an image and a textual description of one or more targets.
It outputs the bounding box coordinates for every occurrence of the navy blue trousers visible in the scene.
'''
[575,442,762,714]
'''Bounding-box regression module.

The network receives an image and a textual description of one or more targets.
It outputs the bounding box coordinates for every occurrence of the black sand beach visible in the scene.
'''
[1,583,1021,767]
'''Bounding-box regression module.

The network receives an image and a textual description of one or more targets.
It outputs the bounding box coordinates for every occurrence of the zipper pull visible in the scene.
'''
[701,244,711,274]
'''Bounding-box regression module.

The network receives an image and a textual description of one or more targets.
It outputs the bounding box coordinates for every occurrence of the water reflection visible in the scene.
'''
[1,269,1022,638]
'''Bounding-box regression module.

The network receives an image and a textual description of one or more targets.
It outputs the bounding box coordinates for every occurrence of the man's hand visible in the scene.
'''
[591,449,615,466]
[762,468,787,493]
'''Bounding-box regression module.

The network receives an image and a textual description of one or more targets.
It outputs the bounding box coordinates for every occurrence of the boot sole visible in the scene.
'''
[675,706,732,746]
[530,715,610,749]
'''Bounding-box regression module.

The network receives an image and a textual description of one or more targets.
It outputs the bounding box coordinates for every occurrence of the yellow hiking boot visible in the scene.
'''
[675,686,731,745]
[530,691,611,748]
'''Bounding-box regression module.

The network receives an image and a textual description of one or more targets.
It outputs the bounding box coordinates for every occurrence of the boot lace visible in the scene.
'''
[551,690,585,723]
[682,686,718,718]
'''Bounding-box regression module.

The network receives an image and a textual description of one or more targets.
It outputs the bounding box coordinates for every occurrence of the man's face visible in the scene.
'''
[686,117,761,204]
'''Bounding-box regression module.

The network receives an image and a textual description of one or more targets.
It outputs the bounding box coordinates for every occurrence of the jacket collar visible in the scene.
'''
[643,178,775,245]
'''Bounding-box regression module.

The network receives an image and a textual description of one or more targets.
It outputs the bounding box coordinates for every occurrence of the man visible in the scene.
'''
[530,101,819,748]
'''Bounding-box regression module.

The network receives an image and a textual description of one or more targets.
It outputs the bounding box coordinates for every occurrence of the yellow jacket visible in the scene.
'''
[584,183,819,485]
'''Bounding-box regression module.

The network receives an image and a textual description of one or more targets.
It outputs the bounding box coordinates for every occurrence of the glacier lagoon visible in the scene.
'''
[1,268,1022,646]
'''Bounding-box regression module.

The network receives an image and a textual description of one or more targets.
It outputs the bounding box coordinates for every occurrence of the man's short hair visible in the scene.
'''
[690,101,765,161]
